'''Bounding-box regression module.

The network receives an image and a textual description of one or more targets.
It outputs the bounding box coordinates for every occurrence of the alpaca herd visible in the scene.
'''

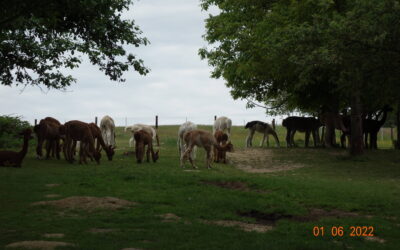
[0,108,392,168]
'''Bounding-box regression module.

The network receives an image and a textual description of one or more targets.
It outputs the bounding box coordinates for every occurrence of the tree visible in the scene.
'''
[0,0,149,89]
[200,0,400,154]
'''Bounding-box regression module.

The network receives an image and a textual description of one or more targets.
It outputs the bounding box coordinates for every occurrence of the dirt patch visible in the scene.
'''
[238,208,358,224]
[201,180,268,193]
[228,148,304,173]
[365,236,385,243]
[88,228,120,234]
[42,233,64,239]
[159,213,181,223]
[44,194,60,198]
[6,241,74,249]
[45,184,60,188]
[32,196,136,211]
[202,220,273,233]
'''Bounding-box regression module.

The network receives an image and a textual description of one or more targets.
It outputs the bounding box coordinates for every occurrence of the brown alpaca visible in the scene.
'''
[133,130,159,163]
[0,128,33,168]
[33,117,62,159]
[181,130,233,169]
[319,112,348,147]
[282,116,322,147]
[213,130,230,163]
[63,120,101,164]
[88,123,115,161]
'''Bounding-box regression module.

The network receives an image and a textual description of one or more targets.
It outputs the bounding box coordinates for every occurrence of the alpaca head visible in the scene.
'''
[93,150,101,164]
[153,150,159,162]
[105,145,115,161]
[225,142,234,152]
[19,128,33,140]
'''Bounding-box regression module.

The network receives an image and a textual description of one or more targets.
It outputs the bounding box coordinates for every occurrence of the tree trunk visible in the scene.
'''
[350,89,363,155]
[396,102,400,149]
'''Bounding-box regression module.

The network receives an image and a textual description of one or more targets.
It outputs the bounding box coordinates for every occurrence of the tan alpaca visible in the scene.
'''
[181,130,233,169]
[213,130,230,163]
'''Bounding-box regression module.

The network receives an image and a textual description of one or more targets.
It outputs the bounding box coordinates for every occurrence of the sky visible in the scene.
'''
[0,0,282,126]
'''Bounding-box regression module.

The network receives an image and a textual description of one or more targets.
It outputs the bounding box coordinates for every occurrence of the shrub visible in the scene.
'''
[0,115,31,148]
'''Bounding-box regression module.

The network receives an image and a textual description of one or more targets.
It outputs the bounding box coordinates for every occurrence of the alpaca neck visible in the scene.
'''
[18,136,30,159]
[378,110,388,127]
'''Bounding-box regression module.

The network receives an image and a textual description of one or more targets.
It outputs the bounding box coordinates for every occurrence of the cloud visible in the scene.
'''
[0,0,274,127]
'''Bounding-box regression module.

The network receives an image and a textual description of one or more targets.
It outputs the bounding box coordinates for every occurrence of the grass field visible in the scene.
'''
[0,125,399,250]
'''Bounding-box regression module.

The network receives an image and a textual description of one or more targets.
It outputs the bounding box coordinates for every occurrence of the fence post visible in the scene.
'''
[214,115,217,121]
[34,119,37,126]
[125,117,127,127]
[95,117,98,125]
[155,115,158,129]
[272,119,276,129]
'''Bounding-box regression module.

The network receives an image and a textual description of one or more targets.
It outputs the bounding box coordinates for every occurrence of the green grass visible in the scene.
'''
[0,125,399,249]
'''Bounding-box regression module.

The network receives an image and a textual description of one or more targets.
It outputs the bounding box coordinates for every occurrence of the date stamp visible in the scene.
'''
[312,226,374,237]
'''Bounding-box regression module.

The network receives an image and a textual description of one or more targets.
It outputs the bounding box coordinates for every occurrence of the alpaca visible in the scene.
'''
[213,116,232,138]
[133,130,159,163]
[33,117,62,159]
[63,120,101,164]
[245,121,280,148]
[319,112,348,147]
[282,117,322,147]
[125,124,159,147]
[177,121,197,159]
[0,128,33,167]
[88,123,115,161]
[100,115,116,148]
[363,106,392,149]
[213,130,231,163]
[180,130,233,169]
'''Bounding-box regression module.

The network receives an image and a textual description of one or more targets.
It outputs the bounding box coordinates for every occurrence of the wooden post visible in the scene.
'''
[272,119,276,130]
[155,115,158,129]
[214,115,217,121]
[95,117,98,125]
[34,119,37,126]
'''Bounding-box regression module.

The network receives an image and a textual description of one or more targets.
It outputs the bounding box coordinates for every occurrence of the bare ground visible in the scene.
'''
[6,241,74,250]
[32,196,136,211]
[202,220,273,233]
[201,180,268,193]
[228,148,304,173]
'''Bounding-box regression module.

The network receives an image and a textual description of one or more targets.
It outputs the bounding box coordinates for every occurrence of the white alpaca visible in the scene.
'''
[177,121,197,159]
[213,116,232,138]
[125,124,159,147]
[100,115,116,147]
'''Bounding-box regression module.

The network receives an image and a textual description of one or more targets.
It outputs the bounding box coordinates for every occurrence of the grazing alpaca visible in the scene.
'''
[180,130,233,169]
[88,123,115,161]
[213,130,231,163]
[0,128,33,167]
[125,124,160,147]
[213,116,232,138]
[177,121,197,159]
[245,121,280,148]
[282,117,322,147]
[33,117,62,159]
[100,115,116,148]
[133,130,159,163]
[63,120,101,164]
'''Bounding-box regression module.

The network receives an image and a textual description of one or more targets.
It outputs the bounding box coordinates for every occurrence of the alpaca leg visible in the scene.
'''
[214,146,219,163]
[205,146,212,169]
[272,131,280,147]
[260,134,265,147]
[246,130,254,147]
[36,136,44,159]
[129,137,134,147]
[305,131,310,147]
[312,130,317,147]
[56,139,61,159]
[285,129,291,147]
[45,140,52,159]
[146,146,150,162]
[290,130,297,147]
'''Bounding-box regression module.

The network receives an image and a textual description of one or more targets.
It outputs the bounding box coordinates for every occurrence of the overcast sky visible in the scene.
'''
[0,0,281,126]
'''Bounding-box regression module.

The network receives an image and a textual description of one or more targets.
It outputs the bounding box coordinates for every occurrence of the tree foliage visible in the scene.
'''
[0,0,149,89]
[200,0,400,114]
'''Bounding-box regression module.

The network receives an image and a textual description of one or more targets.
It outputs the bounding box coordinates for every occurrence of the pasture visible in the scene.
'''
[0,125,399,250]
